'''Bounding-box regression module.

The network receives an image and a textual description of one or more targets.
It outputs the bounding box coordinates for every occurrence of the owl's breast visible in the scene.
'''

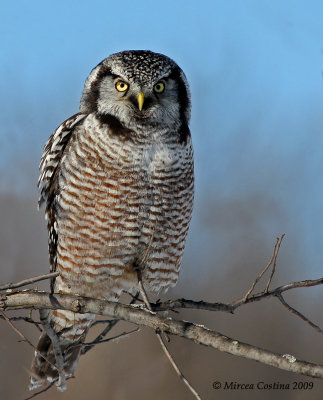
[56,118,193,292]
[136,136,194,290]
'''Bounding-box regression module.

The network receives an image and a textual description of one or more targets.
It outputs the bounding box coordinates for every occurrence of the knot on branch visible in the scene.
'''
[0,294,7,310]
[71,298,85,313]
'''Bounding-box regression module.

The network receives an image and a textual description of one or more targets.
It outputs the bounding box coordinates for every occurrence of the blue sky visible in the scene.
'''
[1,1,322,171]
[0,1,322,275]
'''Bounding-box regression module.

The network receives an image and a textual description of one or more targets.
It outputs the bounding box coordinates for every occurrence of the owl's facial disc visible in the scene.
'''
[98,74,173,120]
[90,70,186,130]
[112,76,163,114]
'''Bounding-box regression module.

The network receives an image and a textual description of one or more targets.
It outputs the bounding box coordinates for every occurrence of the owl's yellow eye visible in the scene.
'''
[115,81,129,92]
[153,82,165,93]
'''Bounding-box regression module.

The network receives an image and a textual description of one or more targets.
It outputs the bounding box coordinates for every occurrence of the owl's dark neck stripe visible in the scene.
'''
[168,67,191,144]
[179,123,191,145]
[97,113,133,140]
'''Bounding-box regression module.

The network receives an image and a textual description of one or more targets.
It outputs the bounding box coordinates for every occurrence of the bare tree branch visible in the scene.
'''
[1,235,322,400]
[230,278,323,309]
[1,289,322,379]
[150,278,323,314]
[276,293,323,335]
[0,272,59,291]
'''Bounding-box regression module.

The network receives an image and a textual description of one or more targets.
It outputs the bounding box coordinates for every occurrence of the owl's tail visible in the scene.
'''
[29,310,95,391]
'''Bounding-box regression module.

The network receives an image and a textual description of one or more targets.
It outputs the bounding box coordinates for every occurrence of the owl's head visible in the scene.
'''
[80,50,191,134]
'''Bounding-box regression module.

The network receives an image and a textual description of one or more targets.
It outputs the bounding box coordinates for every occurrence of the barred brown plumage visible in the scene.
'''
[30,50,194,391]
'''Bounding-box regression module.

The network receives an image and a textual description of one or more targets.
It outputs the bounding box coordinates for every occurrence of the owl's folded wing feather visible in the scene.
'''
[38,112,87,280]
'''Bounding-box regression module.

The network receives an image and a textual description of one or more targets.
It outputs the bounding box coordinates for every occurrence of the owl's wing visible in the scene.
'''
[38,113,87,282]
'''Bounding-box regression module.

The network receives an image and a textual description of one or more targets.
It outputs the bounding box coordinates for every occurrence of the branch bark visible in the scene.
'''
[1,289,322,379]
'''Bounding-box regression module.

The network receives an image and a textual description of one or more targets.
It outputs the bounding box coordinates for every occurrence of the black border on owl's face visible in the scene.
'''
[80,64,114,114]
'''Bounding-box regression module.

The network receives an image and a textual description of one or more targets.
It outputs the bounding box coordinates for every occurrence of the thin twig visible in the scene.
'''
[81,320,119,355]
[0,310,72,380]
[0,315,42,331]
[137,271,153,312]
[276,293,323,335]
[82,328,139,348]
[137,218,169,345]
[155,332,202,399]
[241,236,281,302]
[123,290,143,303]
[23,381,56,400]
[91,319,118,327]
[0,272,59,291]
[137,270,202,400]
[231,278,323,309]
[82,291,140,355]
[265,234,285,292]
[39,309,66,390]
[140,219,158,265]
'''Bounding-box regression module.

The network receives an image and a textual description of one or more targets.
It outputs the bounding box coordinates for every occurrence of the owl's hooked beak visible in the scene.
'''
[137,91,145,111]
